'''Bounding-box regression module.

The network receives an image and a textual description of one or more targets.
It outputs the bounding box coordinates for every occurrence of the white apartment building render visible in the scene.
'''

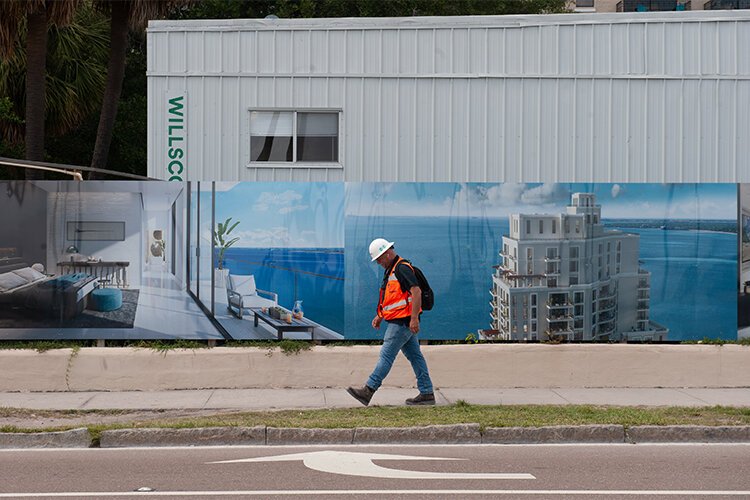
[489,193,668,342]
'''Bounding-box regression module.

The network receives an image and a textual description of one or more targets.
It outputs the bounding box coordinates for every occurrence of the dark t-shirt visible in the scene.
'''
[381,257,419,325]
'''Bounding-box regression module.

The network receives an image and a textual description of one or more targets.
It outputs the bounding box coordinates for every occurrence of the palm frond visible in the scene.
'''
[0,1,37,59]
[0,2,109,143]
[47,0,83,27]
[128,0,196,30]
[0,0,78,59]
[226,220,240,235]
[93,0,195,31]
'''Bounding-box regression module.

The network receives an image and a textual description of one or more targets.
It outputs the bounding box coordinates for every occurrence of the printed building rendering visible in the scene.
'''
[488,193,668,342]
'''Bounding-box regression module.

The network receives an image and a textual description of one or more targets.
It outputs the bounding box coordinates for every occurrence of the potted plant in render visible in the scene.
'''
[214,217,240,288]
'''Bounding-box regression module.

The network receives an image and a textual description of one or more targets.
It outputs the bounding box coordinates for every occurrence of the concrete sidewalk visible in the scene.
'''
[2,387,750,411]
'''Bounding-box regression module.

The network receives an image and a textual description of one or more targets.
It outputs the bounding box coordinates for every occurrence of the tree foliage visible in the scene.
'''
[89,0,192,177]
[0,0,84,178]
[48,29,147,172]
[0,0,81,58]
[0,3,109,145]
[0,97,24,177]
[177,0,567,20]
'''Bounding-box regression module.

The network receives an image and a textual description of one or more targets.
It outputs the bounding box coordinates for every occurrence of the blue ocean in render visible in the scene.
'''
[222,247,344,334]
[345,216,737,341]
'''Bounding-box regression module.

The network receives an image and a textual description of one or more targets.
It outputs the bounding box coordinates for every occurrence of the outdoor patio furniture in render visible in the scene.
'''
[226,273,278,319]
[252,307,316,340]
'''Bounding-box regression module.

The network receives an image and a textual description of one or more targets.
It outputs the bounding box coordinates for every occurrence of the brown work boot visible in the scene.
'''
[405,392,435,406]
[347,385,375,406]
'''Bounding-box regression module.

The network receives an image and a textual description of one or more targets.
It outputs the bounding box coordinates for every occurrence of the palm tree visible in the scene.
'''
[0,0,80,179]
[24,3,48,179]
[89,0,190,178]
[0,4,109,149]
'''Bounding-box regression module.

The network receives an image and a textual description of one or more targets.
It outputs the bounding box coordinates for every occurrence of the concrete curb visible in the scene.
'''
[627,425,750,443]
[267,427,355,445]
[6,425,750,448]
[353,424,481,444]
[482,425,626,444]
[99,426,266,448]
[0,428,91,449]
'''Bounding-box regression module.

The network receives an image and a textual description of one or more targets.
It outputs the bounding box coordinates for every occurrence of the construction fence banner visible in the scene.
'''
[0,181,745,343]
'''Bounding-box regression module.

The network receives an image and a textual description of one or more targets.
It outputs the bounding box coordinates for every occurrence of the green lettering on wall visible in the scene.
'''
[168,96,184,116]
[166,94,186,181]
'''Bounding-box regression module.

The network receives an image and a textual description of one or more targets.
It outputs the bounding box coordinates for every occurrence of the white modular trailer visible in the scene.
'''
[148,11,750,183]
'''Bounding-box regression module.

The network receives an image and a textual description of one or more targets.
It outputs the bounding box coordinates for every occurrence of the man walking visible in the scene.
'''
[347,238,435,406]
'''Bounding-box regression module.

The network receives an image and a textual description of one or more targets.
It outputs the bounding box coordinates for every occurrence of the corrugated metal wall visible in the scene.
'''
[147,12,750,182]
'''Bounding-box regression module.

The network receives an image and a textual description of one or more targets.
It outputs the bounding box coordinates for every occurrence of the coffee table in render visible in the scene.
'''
[252,309,316,340]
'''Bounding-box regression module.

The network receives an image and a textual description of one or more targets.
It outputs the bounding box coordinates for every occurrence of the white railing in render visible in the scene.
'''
[495,269,546,288]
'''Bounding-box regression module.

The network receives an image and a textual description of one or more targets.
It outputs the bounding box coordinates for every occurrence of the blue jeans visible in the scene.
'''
[367,321,433,394]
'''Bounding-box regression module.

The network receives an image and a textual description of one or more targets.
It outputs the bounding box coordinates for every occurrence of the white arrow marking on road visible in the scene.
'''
[208,450,535,480]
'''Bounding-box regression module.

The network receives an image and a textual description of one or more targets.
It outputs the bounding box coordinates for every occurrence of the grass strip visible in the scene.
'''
[2,404,750,437]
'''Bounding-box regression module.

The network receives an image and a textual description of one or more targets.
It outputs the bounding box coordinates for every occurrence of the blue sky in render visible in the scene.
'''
[207,182,344,248]
[345,183,736,220]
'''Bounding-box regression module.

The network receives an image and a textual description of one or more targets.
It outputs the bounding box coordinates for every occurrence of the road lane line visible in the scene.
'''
[2,490,750,497]
[4,443,750,453]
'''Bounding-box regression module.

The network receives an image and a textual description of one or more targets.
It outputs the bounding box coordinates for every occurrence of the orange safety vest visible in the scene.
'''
[377,257,421,321]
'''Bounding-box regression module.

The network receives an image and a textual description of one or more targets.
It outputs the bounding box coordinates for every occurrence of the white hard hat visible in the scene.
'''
[369,238,394,261]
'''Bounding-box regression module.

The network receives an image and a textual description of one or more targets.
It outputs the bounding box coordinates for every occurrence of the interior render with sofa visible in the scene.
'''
[0,181,220,340]
[0,181,344,341]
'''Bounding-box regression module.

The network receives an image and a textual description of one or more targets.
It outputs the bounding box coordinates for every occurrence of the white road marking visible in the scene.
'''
[208,450,535,479]
[3,443,750,453]
[2,490,750,497]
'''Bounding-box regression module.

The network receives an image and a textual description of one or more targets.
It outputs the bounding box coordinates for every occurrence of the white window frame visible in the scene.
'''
[247,108,343,168]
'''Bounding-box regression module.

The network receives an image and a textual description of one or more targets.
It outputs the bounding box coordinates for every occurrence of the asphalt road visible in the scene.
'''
[1,444,749,499]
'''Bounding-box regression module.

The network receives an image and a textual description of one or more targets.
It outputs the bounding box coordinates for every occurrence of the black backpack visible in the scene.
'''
[402,260,434,311]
